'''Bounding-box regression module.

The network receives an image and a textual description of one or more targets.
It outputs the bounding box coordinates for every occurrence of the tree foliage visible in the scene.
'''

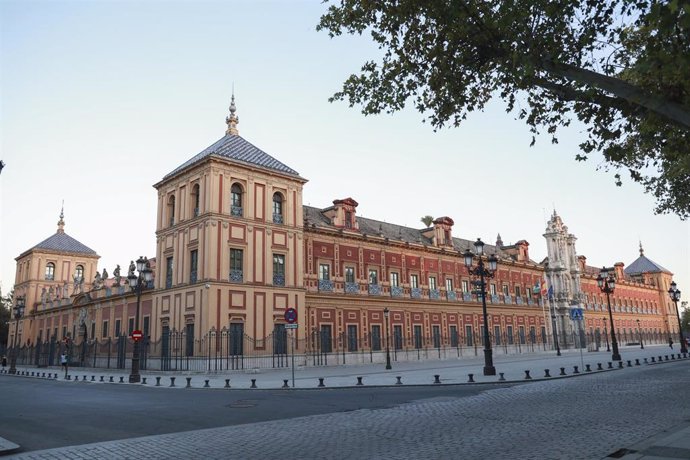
[318,0,690,218]
[0,289,12,347]
[421,215,434,227]
[682,304,690,333]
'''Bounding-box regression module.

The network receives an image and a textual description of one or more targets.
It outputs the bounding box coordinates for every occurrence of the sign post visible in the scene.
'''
[570,308,585,370]
[284,308,298,388]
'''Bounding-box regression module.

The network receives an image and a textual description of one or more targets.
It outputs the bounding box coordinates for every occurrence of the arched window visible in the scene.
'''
[45,262,55,280]
[192,184,200,217]
[231,183,243,217]
[75,265,84,280]
[168,195,176,226]
[272,192,283,224]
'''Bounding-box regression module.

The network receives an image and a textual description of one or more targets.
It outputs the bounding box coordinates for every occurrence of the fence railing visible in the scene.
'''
[5,329,671,372]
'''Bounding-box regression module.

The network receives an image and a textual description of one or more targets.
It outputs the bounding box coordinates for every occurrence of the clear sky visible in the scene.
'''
[1,0,688,303]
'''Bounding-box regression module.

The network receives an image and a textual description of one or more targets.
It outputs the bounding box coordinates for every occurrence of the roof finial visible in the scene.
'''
[225,85,239,136]
[639,240,644,256]
[57,200,65,234]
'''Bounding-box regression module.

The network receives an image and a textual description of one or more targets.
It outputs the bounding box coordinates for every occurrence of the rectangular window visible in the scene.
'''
[115,320,121,338]
[273,254,285,284]
[432,325,441,348]
[371,325,381,351]
[519,326,526,344]
[90,322,96,341]
[390,272,399,287]
[62,326,67,340]
[319,264,330,281]
[445,278,453,292]
[414,325,423,349]
[230,249,243,271]
[494,325,502,345]
[274,324,288,354]
[143,316,150,338]
[320,325,332,353]
[368,269,378,285]
[529,326,536,344]
[490,283,497,295]
[393,325,403,350]
[507,325,514,344]
[166,257,173,289]
[428,276,437,290]
[345,267,355,283]
[410,274,419,289]
[541,326,547,344]
[186,323,195,356]
[465,325,473,346]
[102,321,109,339]
[230,323,244,355]
[347,325,358,351]
[462,280,469,293]
[345,211,352,229]
[502,285,509,296]
[190,249,198,284]
[128,318,135,335]
[515,286,521,297]
[449,325,459,347]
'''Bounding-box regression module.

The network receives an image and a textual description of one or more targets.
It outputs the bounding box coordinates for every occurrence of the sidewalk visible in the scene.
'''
[611,421,690,459]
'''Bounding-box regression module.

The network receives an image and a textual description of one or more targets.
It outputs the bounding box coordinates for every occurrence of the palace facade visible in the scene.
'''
[7,99,682,367]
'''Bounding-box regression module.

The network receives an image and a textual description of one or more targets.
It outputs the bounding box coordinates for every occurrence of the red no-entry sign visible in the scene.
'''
[131,330,143,341]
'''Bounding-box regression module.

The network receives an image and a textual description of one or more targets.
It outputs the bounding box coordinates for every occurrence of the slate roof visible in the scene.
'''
[624,254,672,275]
[163,134,302,180]
[303,206,528,262]
[24,232,98,257]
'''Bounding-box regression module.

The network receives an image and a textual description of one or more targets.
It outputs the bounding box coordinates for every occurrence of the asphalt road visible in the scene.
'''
[0,375,516,453]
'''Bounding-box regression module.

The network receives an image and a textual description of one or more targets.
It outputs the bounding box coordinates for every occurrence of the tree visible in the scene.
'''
[318,1,690,218]
[682,303,690,333]
[0,289,12,348]
[421,215,434,227]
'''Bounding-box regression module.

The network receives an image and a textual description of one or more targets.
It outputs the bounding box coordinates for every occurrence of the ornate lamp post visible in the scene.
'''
[464,238,498,376]
[127,257,153,383]
[8,297,26,375]
[383,307,392,370]
[668,281,687,354]
[636,319,644,349]
[602,317,610,351]
[597,267,621,361]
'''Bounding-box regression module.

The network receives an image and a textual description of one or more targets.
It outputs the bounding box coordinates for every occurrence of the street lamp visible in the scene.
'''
[127,256,153,383]
[464,238,498,376]
[602,317,610,352]
[8,297,25,375]
[668,281,687,354]
[383,308,392,370]
[597,267,621,361]
[636,319,644,349]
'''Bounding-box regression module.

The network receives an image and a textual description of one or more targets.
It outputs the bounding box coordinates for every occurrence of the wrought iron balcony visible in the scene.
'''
[429,289,440,300]
[504,295,512,305]
[318,279,334,292]
[193,207,199,217]
[491,294,500,303]
[446,291,457,301]
[390,286,403,297]
[273,213,283,224]
[273,274,285,286]
[345,282,359,294]
[516,296,523,305]
[229,269,243,283]
[368,284,381,295]
[411,288,422,299]
[231,205,243,217]
[463,292,473,302]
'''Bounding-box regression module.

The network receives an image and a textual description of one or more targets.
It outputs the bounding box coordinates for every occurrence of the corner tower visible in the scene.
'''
[152,95,308,345]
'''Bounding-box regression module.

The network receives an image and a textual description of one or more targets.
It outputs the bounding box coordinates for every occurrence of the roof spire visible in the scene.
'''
[496,233,503,247]
[57,201,65,234]
[639,240,644,256]
[225,86,239,136]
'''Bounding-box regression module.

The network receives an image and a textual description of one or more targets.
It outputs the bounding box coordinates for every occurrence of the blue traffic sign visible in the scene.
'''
[569,308,584,321]
[284,308,298,324]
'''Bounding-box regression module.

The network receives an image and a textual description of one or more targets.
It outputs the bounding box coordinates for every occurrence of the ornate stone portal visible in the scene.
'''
[543,211,584,349]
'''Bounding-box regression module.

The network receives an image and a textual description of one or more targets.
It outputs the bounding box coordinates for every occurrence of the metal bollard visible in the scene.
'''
[560,367,566,376]
[468,373,475,383]
[544,369,551,378]
[282,379,289,389]
[204,380,210,388]
[573,366,579,374]
[169,377,176,387]
[83,375,87,381]
[109,376,114,383]
[608,362,613,369]
[186,377,192,388]
[100,376,104,382]
[225,379,231,389]
[498,372,505,381]
[250,379,257,389]
[665,355,669,361]
[671,354,676,360]
[156,376,161,386]
[42,372,46,378]
[66,375,71,380]
[635,359,640,366]
[433,374,441,384]
[318,378,325,387]
[651,357,656,362]
[91,375,96,381]
[524,370,532,380]
[627,360,632,367]
[31,372,35,377]
[142,377,147,385]
[585,364,592,372]
[659,356,663,361]
[74,377,79,383]
[644,358,648,364]
[356,376,363,386]
[395,376,403,385]
[119,376,124,383]
[618,361,624,368]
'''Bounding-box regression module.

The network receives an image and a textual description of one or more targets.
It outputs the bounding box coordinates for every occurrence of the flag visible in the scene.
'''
[547,285,554,301]
[540,278,547,297]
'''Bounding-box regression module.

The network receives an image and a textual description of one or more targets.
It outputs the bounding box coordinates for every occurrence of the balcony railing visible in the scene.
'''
[273,274,285,286]
[463,292,473,302]
[345,282,359,294]
[429,289,440,300]
[273,213,283,224]
[446,291,457,301]
[229,269,243,283]
[231,206,243,217]
[411,288,422,299]
[368,284,381,295]
[504,295,512,305]
[390,286,403,297]
[491,294,500,303]
[193,207,199,217]
[516,296,523,305]
[318,279,334,292]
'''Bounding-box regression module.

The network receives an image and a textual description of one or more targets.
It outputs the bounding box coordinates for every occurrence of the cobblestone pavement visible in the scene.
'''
[8,359,690,460]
